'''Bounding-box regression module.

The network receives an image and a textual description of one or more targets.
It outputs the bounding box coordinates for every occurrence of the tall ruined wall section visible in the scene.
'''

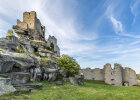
[47,35,60,57]
[113,64,123,86]
[104,63,113,85]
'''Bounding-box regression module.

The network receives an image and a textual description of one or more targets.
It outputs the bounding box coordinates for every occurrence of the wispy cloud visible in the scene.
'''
[130,0,140,23]
[110,16,123,33]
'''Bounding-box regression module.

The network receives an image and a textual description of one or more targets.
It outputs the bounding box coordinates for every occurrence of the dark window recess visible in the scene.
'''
[111,79,114,81]
[34,48,38,52]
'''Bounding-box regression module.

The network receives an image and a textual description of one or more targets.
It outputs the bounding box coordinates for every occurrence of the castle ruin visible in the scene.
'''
[80,63,137,86]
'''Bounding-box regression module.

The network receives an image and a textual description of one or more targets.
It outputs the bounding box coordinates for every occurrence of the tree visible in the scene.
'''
[57,54,80,77]
[6,29,14,36]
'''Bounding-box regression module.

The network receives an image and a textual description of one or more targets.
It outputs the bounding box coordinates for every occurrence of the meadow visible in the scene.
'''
[1,80,140,100]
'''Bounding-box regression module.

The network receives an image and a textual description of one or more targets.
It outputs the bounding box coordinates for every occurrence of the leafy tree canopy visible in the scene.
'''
[57,54,80,77]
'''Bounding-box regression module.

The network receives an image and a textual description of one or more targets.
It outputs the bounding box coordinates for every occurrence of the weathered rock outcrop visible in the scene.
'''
[0,51,39,73]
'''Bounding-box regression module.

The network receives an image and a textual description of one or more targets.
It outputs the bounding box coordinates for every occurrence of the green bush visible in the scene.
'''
[6,29,14,36]
[57,54,80,77]
[137,74,140,80]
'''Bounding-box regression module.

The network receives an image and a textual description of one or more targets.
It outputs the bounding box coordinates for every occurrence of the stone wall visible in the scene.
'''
[81,63,137,86]
[80,68,104,81]
[80,68,94,80]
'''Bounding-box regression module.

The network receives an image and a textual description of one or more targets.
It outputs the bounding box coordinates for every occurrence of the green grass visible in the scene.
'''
[1,80,140,100]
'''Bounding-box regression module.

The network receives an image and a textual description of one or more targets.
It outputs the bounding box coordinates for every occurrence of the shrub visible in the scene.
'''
[7,29,14,36]
[57,54,80,77]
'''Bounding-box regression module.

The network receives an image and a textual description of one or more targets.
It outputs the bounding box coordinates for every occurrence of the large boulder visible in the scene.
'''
[0,51,40,73]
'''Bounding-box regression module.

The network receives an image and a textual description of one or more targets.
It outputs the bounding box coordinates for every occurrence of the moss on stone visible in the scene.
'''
[31,40,45,46]
[16,46,30,53]
[41,49,54,54]
[0,48,5,51]
[40,57,54,66]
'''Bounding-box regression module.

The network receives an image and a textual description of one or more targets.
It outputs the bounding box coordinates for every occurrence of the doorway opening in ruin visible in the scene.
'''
[123,81,129,86]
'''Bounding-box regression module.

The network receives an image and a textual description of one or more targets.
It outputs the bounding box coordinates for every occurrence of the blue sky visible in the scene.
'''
[0,0,140,73]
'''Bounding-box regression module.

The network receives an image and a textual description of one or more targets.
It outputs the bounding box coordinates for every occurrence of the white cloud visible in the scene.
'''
[110,16,123,33]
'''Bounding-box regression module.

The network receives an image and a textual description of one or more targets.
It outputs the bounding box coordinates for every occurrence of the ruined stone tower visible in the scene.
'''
[16,11,45,41]
[104,63,123,86]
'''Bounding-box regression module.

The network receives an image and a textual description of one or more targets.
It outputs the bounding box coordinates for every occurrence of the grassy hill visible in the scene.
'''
[1,80,140,100]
